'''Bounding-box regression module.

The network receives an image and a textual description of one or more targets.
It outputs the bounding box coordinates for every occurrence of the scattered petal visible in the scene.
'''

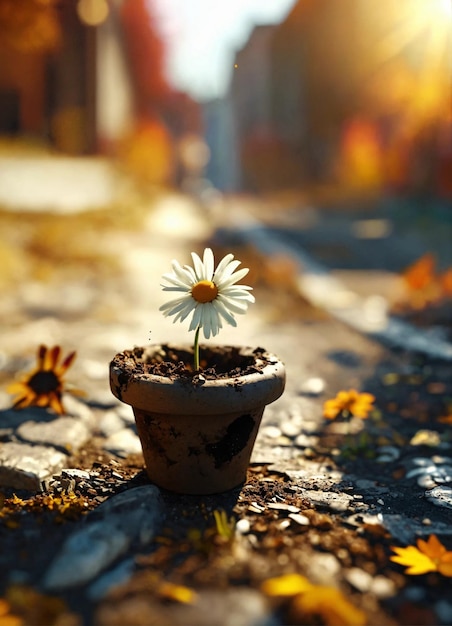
[157,582,198,604]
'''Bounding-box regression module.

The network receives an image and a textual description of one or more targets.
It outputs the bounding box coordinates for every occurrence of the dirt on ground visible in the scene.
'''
[1,201,452,626]
[1,343,452,626]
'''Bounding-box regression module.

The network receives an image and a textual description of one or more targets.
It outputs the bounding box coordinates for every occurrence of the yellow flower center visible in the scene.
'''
[191,280,218,303]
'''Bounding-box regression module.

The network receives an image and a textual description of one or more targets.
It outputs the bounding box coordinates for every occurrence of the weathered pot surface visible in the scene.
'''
[109,344,286,495]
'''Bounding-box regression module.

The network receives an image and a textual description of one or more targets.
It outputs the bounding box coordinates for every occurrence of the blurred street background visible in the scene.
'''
[0,0,451,382]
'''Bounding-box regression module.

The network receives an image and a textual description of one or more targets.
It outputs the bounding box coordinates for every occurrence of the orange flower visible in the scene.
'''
[8,345,76,415]
[390,534,452,577]
[261,574,367,626]
[402,253,436,291]
[323,389,375,420]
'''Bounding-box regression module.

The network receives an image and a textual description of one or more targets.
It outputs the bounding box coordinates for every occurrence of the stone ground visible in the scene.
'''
[1,158,452,625]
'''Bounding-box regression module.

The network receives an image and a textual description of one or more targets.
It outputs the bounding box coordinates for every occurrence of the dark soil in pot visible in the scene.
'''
[111,344,273,382]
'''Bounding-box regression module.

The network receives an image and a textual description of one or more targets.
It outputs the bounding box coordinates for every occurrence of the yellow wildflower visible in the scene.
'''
[323,389,375,420]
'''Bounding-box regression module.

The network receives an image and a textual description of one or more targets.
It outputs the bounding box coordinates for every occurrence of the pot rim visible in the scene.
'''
[109,343,286,414]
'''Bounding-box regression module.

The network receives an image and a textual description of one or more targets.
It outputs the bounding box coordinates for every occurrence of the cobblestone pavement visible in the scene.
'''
[1,163,452,625]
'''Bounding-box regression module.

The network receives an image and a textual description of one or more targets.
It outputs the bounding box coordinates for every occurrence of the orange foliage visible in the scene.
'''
[340,117,384,192]
[403,253,436,291]
[120,0,169,113]
[116,118,174,187]
[0,0,61,53]
[390,535,452,577]
[400,253,452,308]
[441,267,452,296]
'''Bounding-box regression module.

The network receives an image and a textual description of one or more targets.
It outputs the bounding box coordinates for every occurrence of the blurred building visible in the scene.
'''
[216,0,452,197]
[0,0,202,171]
[0,0,135,154]
[203,97,238,192]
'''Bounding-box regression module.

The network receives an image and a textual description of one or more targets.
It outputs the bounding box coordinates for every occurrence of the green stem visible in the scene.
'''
[193,326,200,371]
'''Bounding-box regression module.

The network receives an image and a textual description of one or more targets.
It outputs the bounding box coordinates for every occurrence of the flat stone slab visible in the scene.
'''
[102,428,142,458]
[0,442,68,491]
[43,485,164,591]
[17,416,92,453]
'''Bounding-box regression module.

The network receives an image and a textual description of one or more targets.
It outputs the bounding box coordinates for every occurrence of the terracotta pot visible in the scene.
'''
[109,344,286,495]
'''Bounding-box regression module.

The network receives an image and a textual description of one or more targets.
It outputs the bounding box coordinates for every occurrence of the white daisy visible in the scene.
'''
[159,248,255,339]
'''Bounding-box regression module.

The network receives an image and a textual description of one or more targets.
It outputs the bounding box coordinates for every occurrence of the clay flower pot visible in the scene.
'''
[109,343,286,495]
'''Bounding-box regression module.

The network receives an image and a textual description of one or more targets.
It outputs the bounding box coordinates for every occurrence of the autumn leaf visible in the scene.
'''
[402,253,436,291]
[390,534,452,576]
[440,267,452,296]
[261,574,367,626]
[323,389,375,420]
[398,253,452,308]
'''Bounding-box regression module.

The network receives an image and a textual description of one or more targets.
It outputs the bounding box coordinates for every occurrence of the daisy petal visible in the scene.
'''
[220,287,255,301]
[214,299,237,326]
[214,259,242,284]
[203,248,215,280]
[213,252,235,277]
[183,264,198,283]
[217,295,250,314]
[172,260,195,285]
[161,272,192,289]
[188,305,203,332]
[191,251,206,281]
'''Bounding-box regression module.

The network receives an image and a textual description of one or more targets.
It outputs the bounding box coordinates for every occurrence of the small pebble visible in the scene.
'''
[276,519,291,531]
[268,503,300,513]
[235,519,251,534]
[261,425,282,439]
[288,513,310,526]
[280,421,300,438]
[299,377,325,396]
[376,446,400,463]
[425,486,452,510]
